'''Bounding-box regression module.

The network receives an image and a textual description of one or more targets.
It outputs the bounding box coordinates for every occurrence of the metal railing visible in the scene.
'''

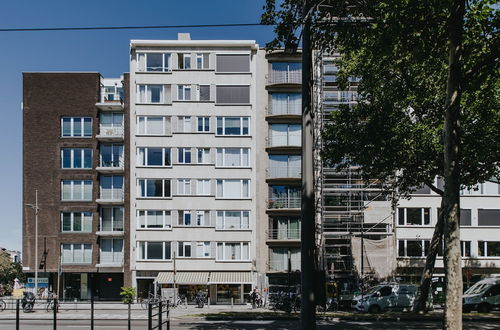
[267,70,302,84]
[99,189,124,201]
[99,158,125,168]
[100,252,124,264]
[98,126,124,137]
[100,92,123,103]
[267,197,301,209]
[267,102,302,116]
[267,166,301,179]
[266,136,302,148]
[267,228,301,240]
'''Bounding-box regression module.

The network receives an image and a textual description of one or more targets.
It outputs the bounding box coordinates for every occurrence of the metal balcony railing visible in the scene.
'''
[267,102,302,116]
[99,221,124,232]
[268,229,301,240]
[100,92,123,104]
[267,166,301,179]
[267,70,302,84]
[99,189,124,201]
[267,197,301,209]
[100,252,124,264]
[99,158,125,168]
[268,258,301,272]
[266,136,302,148]
[98,126,124,137]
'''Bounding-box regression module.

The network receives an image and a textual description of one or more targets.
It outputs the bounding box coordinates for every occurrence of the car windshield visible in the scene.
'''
[365,286,383,295]
[465,283,490,295]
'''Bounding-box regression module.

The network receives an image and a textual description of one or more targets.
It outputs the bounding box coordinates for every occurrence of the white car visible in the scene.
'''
[351,284,417,313]
[463,277,500,313]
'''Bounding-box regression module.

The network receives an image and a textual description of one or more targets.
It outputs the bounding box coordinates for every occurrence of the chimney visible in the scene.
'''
[178,33,191,41]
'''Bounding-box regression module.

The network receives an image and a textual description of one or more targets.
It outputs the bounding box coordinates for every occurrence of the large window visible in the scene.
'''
[100,239,123,264]
[62,117,92,137]
[61,148,92,169]
[269,216,300,239]
[137,147,171,167]
[196,242,211,258]
[178,242,192,257]
[216,86,250,104]
[61,243,92,264]
[61,180,93,201]
[196,179,211,195]
[177,116,192,132]
[61,212,92,232]
[216,179,250,198]
[478,241,500,257]
[196,53,210,69]
[177,85,192,101]
[138,241,171,260]
[100,207,124,232]
[177,210,209,226]
[398,240,430,257]
[99,175,123,200]
[197,148,210,164]
[270,93,301,115]
[178,53,191,69]
[216,117,249,136]
[216,242,249,261]
[137,210,172,229]
[269,248,300,271]
[137,52,171,72]
[100,144,124,168]
[269,185,301,209]
[100,112,123,128]
[197,117,210,132]
[478,209,500,226]
[216,211,250,230]
[137,116,171,135]
[178,148,192,164]
[137,84,169,103]
[216,148,250,167]
[137,179,171,198]
[216,54,250,73]
[269,62,302,84]
[397,208,431,226]
[177,179,191,195]
[269,124,301,146]
[268,155,301,178]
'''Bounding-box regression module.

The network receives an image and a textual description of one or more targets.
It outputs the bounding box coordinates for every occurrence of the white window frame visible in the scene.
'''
[216,179,250,199]
[196,242,211,258]
[137,210,172,229]
[137,52,171,72]
[137,147,171,167]
[397,208,431,226]
[216,148,250,167]
[61,117,92,138]
[197,148,211,164]
[136,116,171,136]
[61,243,92,264]
[179,53,191,69]
[179,211,192,226]
[196,211,208,226]
[216,117,250,136]
[177,242,192,258]
[137,241,171,260]
[177,85,192,101]
[177,179,191,195]
[61,212,92,232]
[178,116,192,132]
[197,117,210,132]
[99,207,124,232]
[137,179,171,198]
[99,238,124,264]
[196,179,211,195]
[478,241,500,258]
[216,242,250,261]
[100,144,124,168]
[61,180,93,201]
[137,84,166,104]
[398,240,430,258]
[178,148,192,164]
[61,148,93,169]
[216,211,250,230]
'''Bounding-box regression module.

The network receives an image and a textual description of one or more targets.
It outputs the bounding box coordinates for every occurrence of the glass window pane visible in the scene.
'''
[62,118,72,136]
[147,53,163,71]
[147,242,163,259]
[62,213,72,231]
[83,118,92,137]
[73,213,82,231]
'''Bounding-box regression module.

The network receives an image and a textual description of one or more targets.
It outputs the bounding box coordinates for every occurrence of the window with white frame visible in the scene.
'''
[216,85,250,104]
[100,144,124,168]
[178,53,191,69]
[478,209,500,226]
[61,180,93,201]
[177,179,191,195]
[196,53,210,69]
[196,211,209,226]
[177,116,192,132]
[397,208,431,226]
[199,85,211,101]
[137,147,171,167]
[438,240,471,257]
[178,242,192,257]
[61,148,93,169]
[178,148,192,164]
[478,241,500,257]
[177,85,192,101]
[138,241,171,260]
[216,242,249,261]
[398,240,430,257]
[178,211,192,226]
[270,93,301,115]
[216,179,249,198]
[62,117,92,137]
[137,179,171,198]
[197,148,210,164]
[61,212,92,232]
[196,179,211,195]
[137,84,168,103]
[216,211,250,229]
[216,148,250,167]
[196,242,211,257]
[61,243,92,264]
[137,210,172,229]
[100,112,123,128]
[137,116,171,135]
[137,52,171,72]
[197,117,210,132]
[269,124,301,146]
[100,207,124,231]
[216,117,249,136]
[99,175,123,200]
[100,238,123,264]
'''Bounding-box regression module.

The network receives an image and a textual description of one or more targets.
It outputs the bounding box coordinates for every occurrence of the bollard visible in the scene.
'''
[53,298,57,330]
[158,300,163,330]
[184,297,187,308]
[148,302,152,330]
[207,297,210,308]
[90,297,94,330]
[128,302,131,330]
[16,300,19,330]
[231,297,234,308]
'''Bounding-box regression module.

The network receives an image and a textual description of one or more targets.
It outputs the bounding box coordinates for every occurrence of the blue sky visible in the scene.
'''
[0,0,274,251]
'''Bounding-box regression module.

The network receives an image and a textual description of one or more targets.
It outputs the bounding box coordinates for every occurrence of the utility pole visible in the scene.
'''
[301,0,316,328]
[26,189,40,297]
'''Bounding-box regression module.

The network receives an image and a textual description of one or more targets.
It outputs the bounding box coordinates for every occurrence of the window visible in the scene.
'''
[216,85,250,104]
[100,238,123,264]
[100,112,123,128]
[137,147,171,167]
[62,117,92,137]
[103,85,123,102]
[178,53,191,69]
[216,179,250,198]
[177,179,191,195]
[61,243,92,264]
[61,180,92,201]
[437,208,472,226]
[270,62,302,84]
[270,93,301,115]
[100,207,124,231]
[179,211,192,226]
[61,212,92,232]
[196,179,211,195]
[398,240,430,257]
[137,210,172,229]
[270,216,300,239]
[196,242,211,258]
[137,179,171,198]
[397,208,431,226]
[197,148,210,164]
[137,84,169,103]
[461,241,471,257]
[196,53,210,69]
[99,175,123,200]
[269,185,301,209]
[478,209,500,226]
[216,211,250,229]
[478,241,500,257]
[269,248,300,271]
[270,124,301,146]
[197,117,210,132]
[177,116,192,132]
[216,242,249,261]
[178,148,192,164]
[216,148,250,167]
[216,117,249,136]
[199,85,211,101]
[138,241,171,260]
[178,242,192,257]
[61,148,92,169]
[196,211,209,226]
[137,52,171,72]
[268,155,301,178]
[137,116,171,135]
[216,54,250,73]
[100,144,124,168]
[177,85,192,101]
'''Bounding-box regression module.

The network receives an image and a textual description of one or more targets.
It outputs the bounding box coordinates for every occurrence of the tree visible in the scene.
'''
[0,250,25,288]
[262,0,499,328]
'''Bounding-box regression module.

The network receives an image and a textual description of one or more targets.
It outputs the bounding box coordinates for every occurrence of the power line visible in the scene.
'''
[0,23,267,32]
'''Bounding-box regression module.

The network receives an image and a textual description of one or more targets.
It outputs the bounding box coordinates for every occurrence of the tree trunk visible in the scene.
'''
[443,1,464,329]
[414,200,444,313]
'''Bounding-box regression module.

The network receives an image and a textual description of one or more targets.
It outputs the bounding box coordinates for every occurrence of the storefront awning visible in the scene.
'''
[156,272,209,284]
[208,272,253,284]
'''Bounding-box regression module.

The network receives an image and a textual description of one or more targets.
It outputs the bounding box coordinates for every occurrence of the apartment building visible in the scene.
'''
[129,34,261,304]
[23,73,130,300]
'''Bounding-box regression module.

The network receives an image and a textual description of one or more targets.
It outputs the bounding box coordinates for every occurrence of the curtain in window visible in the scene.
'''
[62,244,72,263]
[73,244,83,263]
[225,148,241,166]
[101,239,113,263]
[272,93,288,115]
[289,125,301,146]
[242,212,249,229]
[225,211,241,229]
[148,117,163,135]
[271,124,287,146]
[113,239,123,263]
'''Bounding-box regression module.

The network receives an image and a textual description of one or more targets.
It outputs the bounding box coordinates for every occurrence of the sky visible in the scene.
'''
[0,0,275,251]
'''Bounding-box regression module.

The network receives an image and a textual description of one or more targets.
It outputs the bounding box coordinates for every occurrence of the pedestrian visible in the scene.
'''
[251,288,257,309]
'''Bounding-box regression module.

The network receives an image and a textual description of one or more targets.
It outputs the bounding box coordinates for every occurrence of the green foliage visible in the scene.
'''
[120,287,136,304]
[0,251,25,288]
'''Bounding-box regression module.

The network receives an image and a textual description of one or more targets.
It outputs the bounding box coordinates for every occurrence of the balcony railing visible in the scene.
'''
[268,229,301,240]
[266,136,301,148]
[100,221,124,232]
[268,70,302,84]
[100,252,123,264]
[99,158,125,168]
[99,189,124,201]
[100,92,123,104]
[98,126,124,138]
[268,258,301,272]
[267,102,301,116]
[267,166,301,179]
[267,197,301,209]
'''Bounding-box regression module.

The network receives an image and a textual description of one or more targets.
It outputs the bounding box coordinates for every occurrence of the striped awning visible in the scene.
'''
[208,272,253,284]
[156,272,209,284]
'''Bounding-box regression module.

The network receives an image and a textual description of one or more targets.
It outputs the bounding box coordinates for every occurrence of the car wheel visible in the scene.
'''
[368,305,381,314]
[478,303,491,313]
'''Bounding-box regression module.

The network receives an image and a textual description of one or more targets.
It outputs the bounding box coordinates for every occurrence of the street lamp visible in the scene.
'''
[26,189,40,297]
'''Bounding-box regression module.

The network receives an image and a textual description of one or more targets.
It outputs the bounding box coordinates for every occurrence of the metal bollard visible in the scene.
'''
[148,302,152,330]
[184,297,187,308]
[158,300,163,330]
[53,298,57,330]
[90,297,94,330]
[231,297,234,308]
[16,300,19,330]
[128,302,131,330]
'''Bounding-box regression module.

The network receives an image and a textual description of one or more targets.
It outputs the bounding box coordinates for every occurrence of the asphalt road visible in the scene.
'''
[1,319,499,330]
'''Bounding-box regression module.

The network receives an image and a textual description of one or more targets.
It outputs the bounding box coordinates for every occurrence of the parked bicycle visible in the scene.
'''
[21,292,35,313]
[269,292,300,313]
[0,299,6,312]
[140,293,160,310]
[46,298,59,312]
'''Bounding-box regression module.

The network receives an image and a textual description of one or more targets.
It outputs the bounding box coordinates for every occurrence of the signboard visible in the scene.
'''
[25,277,49,288]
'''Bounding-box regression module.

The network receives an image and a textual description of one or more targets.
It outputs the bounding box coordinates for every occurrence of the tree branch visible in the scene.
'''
[425,180,444,196]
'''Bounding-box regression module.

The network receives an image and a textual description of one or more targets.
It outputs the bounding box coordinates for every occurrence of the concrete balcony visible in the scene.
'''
[96,93,124,111]
[96,189,124,204]
[96,126,124,141]
[267,70,302,85]
[96,159,125,173]
[266,103,301,117]
[266,229,301,245]
[267,166,301,179]
[267,197,301,210]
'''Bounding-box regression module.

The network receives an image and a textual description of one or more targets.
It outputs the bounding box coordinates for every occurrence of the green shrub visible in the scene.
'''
[120,287,136,304]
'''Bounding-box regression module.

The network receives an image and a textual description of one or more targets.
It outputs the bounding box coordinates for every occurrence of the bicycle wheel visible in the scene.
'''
[0,300,6,312]
[23,303,33,313]
[46,301,52,312]
[141,299,149,310]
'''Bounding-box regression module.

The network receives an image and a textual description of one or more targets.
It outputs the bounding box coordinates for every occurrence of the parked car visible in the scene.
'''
[351,284,418,313]
[463,277,500,313]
